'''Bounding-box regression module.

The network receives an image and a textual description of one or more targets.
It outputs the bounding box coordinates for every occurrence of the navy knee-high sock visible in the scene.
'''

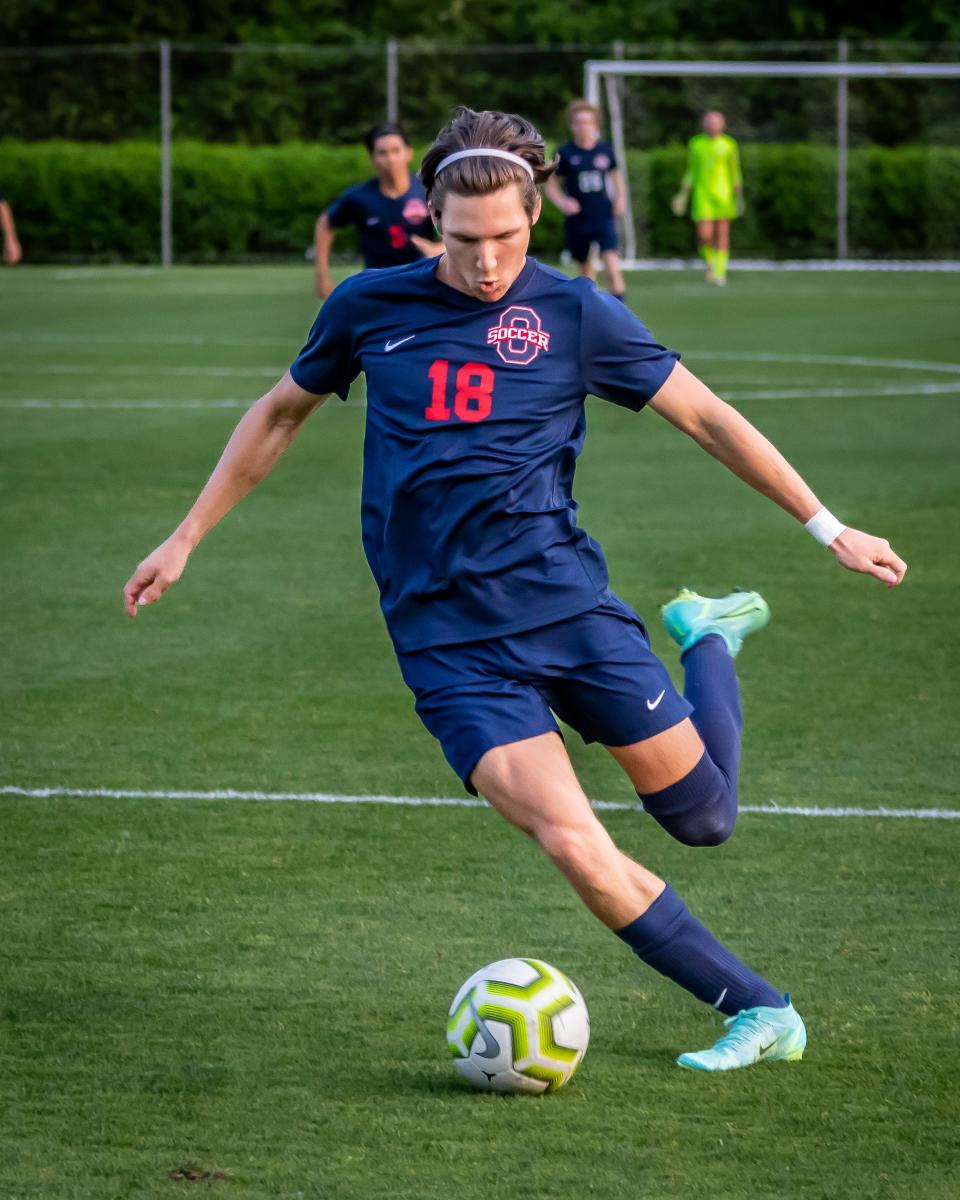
[638,635,744,846]
[616,884,785,1014]
[682,633,742,788]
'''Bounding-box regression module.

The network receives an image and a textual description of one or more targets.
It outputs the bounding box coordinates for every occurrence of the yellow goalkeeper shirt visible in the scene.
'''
[683,133,742,220]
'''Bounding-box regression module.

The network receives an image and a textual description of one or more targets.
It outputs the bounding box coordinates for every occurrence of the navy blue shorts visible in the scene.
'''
[396,593,693,793]
[565,216,619,262]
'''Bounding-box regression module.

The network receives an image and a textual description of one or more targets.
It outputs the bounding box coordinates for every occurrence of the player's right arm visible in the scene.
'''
[314,212,336,298]
[545,174,578,216]
[649,363,907,586]
[545,154,580,216]
[123,373,328,616]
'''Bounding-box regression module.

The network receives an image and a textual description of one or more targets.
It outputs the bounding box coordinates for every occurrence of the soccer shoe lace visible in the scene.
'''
[714,1010,769,1053]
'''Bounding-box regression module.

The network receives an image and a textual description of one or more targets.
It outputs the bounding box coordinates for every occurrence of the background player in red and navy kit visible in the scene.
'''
[125,108,906,1074]
[313,122,442,298]
[545,99,627,302]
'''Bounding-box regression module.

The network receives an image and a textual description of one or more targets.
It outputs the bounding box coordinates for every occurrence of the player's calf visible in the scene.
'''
[532,815,661,927]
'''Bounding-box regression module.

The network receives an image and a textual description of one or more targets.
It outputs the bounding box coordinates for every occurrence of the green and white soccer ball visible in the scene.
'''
[446,957,590,1094]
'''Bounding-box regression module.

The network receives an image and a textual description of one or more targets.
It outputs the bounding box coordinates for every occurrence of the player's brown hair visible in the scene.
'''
[566,99,600,123]
[420,107,557,221]
[363,122,410,153]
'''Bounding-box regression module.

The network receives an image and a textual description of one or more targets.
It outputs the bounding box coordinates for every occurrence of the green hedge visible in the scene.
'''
[2,138,958,262]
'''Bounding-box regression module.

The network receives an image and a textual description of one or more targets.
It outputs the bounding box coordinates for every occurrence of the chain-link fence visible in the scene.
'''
[4,39,958,145]
[0,39,957,263]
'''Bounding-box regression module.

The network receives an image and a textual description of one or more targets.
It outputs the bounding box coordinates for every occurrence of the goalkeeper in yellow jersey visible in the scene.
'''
[672,111,742,286]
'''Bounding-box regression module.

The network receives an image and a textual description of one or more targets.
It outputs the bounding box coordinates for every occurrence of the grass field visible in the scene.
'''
[2,264,959,1199]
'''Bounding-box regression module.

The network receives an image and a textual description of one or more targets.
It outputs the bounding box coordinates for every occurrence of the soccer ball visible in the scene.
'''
[446,957,590,1094]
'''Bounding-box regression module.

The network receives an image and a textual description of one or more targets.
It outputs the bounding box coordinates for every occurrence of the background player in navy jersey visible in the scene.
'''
[124,108,906,1074]
[545,99,627,302]
[313,122,442,298]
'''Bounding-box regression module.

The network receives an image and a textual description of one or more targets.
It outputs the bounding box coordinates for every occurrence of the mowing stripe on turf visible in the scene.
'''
[688,350,960,375]
[5,348,960,375]
[2,785,957,820]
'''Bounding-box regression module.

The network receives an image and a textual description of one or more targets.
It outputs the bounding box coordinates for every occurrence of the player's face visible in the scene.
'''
[703,112,725,136]
[370,134,413,181]
[434,184,539,302]
[571,110,599,146]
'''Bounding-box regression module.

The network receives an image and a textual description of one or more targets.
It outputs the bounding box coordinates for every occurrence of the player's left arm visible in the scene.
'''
[649,362,907,586]
[410,234,444,257]
[1,198,22,265]
[609,169,627,218]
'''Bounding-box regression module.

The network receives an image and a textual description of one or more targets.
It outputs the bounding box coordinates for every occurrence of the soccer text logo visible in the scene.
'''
[487,306,551,366]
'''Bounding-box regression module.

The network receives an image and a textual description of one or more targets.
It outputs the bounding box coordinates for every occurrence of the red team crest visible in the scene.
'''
[402,197,429,224]
[486,306,551,366]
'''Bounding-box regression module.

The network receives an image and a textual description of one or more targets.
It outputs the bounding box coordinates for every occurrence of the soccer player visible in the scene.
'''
[1,186,22,265]
[124,108,906,1073]
[313,122,442,298]
[672,111,742,286]
[545,100,627,302]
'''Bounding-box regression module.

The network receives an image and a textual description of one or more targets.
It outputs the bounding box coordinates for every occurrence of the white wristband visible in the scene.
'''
[804,507,846,547]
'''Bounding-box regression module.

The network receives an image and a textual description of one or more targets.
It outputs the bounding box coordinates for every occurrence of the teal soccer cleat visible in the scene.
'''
[661,588,770,657]
[677,996,806,1072]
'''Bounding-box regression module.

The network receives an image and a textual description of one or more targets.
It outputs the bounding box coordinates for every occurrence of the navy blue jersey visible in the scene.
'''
[326,177,434,269]
[556,141,618,227]
[290,257,678,652]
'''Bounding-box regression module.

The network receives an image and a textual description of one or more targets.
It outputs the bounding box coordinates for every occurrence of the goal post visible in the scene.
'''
[584,58,960,269]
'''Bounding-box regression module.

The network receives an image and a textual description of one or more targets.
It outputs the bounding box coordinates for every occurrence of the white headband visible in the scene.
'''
[434,148,535,180]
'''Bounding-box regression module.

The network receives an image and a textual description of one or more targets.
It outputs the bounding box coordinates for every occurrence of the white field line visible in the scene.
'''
[3,380,958,411]
[0,330,293,348]
[0,399,254,409]
[723,382,960,400]
[688,350,960,375]
[623,258,960,273]
[17,363,282,378]
[40,261,960,277]
[2,785,958,821]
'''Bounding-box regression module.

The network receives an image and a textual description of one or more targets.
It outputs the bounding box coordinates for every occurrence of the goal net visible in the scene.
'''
[584,57,960,268]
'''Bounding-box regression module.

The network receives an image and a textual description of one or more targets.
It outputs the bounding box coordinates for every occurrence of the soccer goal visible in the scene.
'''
[584,57,960,270]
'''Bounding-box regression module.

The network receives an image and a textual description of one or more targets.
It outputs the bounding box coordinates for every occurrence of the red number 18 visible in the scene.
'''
[425,359,494,423]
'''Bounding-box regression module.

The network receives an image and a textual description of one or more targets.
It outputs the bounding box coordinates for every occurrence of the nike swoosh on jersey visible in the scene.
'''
[646,689,666,711]
[384,335,416,352]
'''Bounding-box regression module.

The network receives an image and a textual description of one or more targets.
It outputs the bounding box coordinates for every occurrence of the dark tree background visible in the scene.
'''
[0,2,956,143]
